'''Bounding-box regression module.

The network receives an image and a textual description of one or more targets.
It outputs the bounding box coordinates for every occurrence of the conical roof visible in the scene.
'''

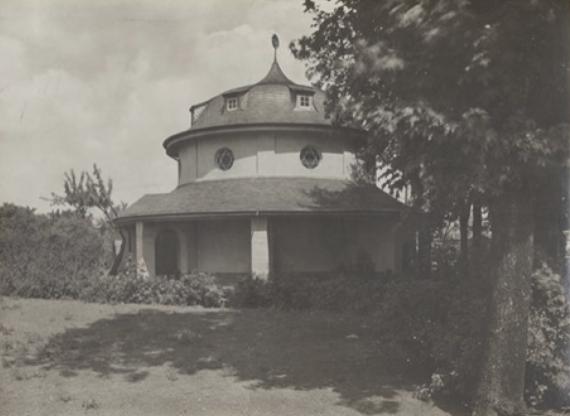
[256,59,295,85]
[186,39,330,131]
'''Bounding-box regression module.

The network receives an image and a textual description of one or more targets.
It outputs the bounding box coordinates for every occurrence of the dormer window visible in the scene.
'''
[297,94,312,109]
[227,97,238,111]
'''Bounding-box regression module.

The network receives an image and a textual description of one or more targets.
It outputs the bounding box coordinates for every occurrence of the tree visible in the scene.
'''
[50,164,127,275]
[0,203,107,297]
[292,1,570,414]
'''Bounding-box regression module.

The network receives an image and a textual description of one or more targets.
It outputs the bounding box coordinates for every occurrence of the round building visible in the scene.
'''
[116,37,412,278]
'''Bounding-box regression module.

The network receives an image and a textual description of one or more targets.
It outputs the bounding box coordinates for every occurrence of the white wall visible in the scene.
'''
[141,219,251,276]
[142,223,158,276]
[177,130,357,185]
[178,144,198,183]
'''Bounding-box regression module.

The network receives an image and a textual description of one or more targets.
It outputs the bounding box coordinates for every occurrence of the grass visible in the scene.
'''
[0,296,467,416]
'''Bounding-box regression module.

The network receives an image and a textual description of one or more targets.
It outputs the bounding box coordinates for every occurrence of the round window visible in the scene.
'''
[300,146,321,169]
[215,147,234,171]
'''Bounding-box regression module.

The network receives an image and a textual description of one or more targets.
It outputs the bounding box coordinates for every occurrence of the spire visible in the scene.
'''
[272,33,279,62]
[257,33,294,85]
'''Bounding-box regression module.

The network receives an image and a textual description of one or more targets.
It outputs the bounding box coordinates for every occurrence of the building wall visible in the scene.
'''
[345,217,396,272]
[139,215,405,277]
[271,217,337,273]
[177,131,358,185]
[271,216,400,274]
[140,219,251,276]
[194,219,251,273]
[142,223,159,276]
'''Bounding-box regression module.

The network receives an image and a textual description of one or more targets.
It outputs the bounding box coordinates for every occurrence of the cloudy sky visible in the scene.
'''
[0,0,315,212]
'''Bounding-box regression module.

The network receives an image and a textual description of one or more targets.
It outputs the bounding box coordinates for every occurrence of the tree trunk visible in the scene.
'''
[109,229,126,276]
[472,198,483,268]
[472,192,534,416]
[460,203,470,273]
[417,220,432,278]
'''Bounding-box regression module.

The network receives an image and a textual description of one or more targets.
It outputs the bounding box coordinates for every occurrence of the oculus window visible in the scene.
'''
[300,146,321,169]
[215,147,234,171]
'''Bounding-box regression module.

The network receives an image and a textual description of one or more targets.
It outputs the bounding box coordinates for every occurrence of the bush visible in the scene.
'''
[0,205,108,299]
[526,263,570,407]
[404,265,570,409]
[229,276,272,308]
[81,265,229,307]
[0,203,229,309]
[230,272,391,312]
[409,278,488,403]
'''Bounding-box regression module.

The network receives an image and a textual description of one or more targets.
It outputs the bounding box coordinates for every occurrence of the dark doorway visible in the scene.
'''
[155,229,179,276]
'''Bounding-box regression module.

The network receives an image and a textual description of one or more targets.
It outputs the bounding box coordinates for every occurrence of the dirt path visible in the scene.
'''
[0,297,461,416]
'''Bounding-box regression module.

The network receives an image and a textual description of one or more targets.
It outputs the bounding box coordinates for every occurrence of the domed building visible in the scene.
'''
[116,36,413,279]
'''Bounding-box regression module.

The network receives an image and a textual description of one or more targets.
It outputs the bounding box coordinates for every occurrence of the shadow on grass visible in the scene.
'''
[27,307,453,415]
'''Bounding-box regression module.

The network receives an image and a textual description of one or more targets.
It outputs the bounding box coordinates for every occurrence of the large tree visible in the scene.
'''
[292,1,570,414]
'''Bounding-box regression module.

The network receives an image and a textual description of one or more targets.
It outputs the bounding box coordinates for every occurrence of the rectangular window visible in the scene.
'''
[227,97,238,111]
[297,94,312,108]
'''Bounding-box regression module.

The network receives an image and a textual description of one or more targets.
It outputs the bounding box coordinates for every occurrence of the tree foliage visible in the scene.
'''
[50,164,125,223]
[292,1,570,414]
[50,164,126,275]
[0,204,108,298]
[293,0,569,212]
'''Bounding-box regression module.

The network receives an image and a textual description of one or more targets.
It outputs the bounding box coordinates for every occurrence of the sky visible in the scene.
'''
[0,0,315,212]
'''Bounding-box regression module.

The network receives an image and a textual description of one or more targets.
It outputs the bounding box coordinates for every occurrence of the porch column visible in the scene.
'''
[251,217,270,279]
[135,221,149,278]
[177,228,189,275]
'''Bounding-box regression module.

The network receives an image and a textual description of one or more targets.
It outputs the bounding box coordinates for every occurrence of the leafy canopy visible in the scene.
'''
[292,0,570,211]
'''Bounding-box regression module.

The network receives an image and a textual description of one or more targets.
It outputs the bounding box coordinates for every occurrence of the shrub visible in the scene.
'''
[229,276,272,308]
[0,205,108,299]
[414,278,488,403]
[80,267,229,307]
[229,272,392,312]
[406,264,570,408]
[526,263,570,407]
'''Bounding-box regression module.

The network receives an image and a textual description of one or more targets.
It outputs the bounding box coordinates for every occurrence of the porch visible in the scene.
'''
[125,215,408,278]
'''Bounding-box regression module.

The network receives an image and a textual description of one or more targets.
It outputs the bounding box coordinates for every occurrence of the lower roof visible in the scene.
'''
[116,177,407,224]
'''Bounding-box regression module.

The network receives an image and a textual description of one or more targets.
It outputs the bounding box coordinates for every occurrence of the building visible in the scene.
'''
[116,36,413,279]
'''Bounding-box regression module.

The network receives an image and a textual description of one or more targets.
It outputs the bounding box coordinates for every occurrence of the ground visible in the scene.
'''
[0,297,468,416]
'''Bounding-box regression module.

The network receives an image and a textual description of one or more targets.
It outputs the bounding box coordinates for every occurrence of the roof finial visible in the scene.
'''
[271,33,279,62]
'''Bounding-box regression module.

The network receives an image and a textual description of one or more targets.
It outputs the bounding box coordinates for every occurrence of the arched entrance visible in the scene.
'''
[155,229,179,276]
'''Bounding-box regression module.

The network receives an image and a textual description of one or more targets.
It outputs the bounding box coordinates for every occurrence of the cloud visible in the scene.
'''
[0,0,314,211]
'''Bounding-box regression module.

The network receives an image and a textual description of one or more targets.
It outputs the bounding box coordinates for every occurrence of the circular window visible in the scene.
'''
[215,147,234,171]
[300,146,321,169]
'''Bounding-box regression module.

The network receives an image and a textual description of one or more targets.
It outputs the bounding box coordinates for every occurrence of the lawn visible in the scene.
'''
[0,297,465,416]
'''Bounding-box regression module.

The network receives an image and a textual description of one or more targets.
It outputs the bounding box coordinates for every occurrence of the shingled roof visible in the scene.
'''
[186,59,330,132]
[116,177,407,224]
